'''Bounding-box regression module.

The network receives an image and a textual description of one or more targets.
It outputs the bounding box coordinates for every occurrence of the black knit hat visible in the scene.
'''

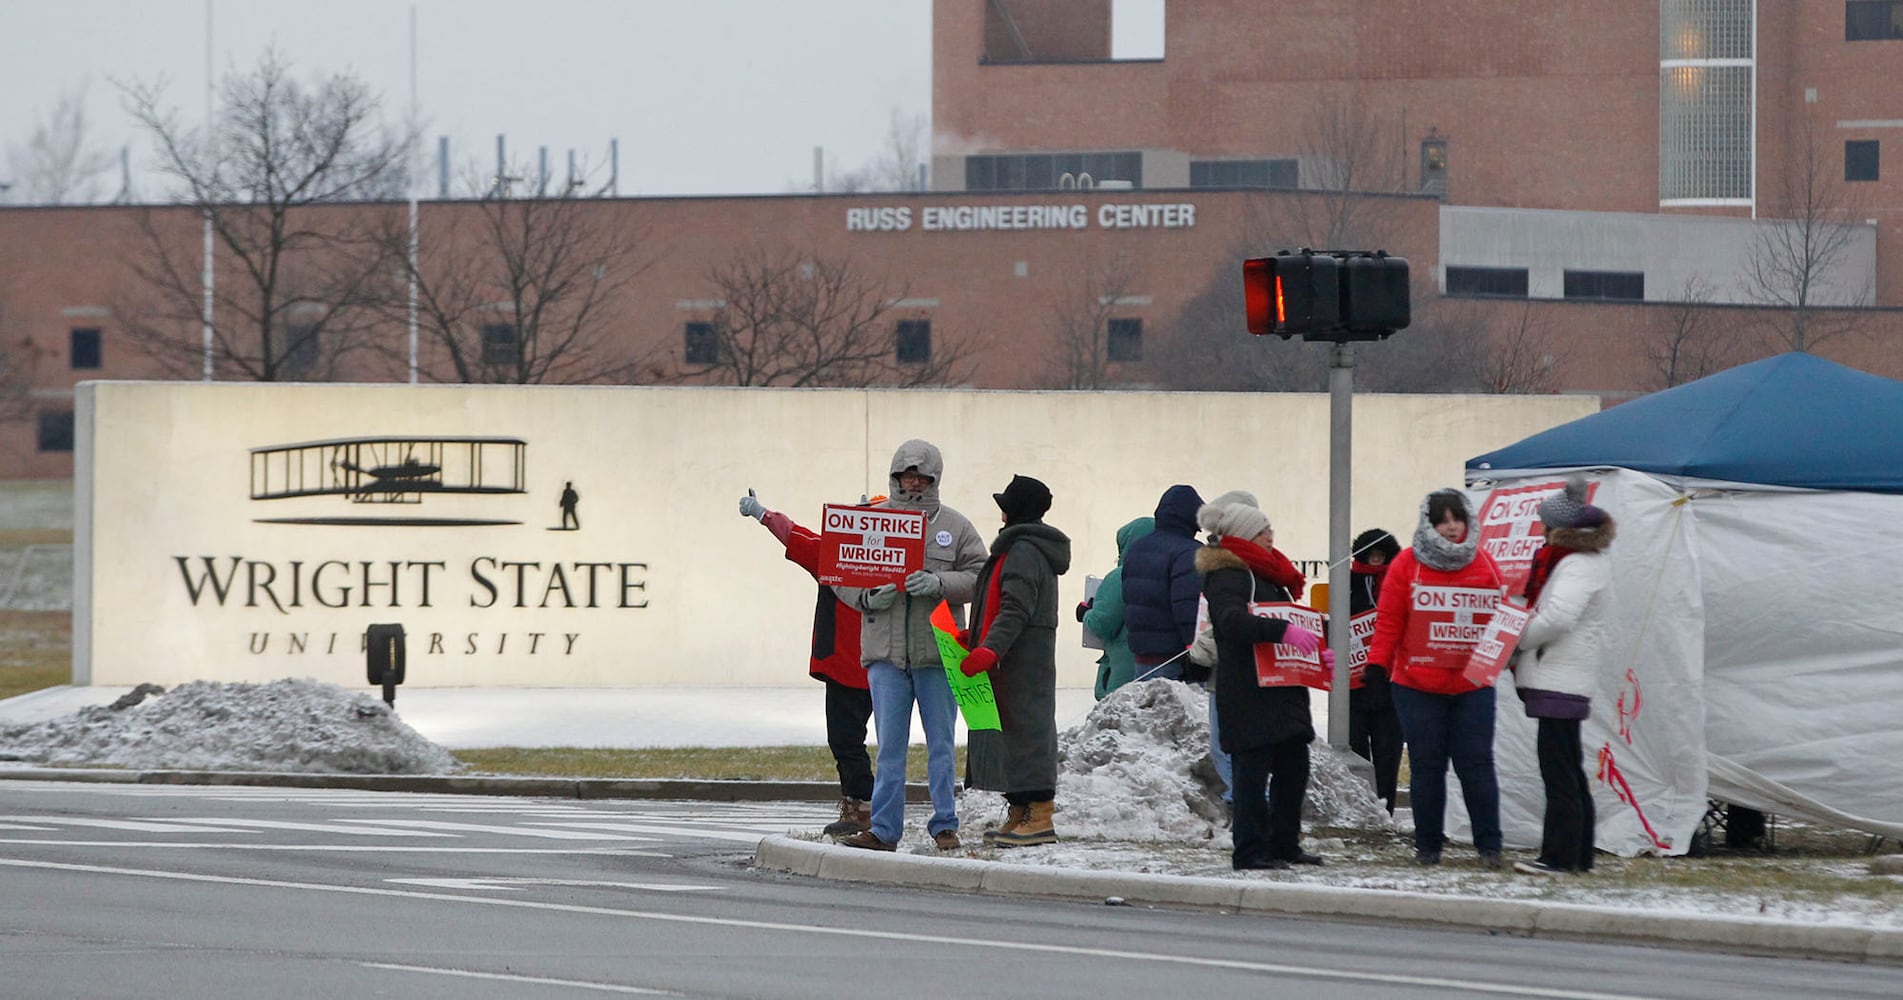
[993,474,1053,525]
[1352,528,1400,561]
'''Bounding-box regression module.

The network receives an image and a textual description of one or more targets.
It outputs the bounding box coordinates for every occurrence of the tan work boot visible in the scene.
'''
[838,829,897,851]
[982,803,1030,845]
[823,797,871,838]
[991,800,1057,848]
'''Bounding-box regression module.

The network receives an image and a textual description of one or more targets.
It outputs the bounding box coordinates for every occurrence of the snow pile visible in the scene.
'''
[0,678,462,774]
[958,679,1393,843]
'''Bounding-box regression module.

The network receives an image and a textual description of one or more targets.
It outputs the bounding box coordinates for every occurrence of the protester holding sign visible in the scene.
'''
[1347,527,1404,815]
[961,475,1072,847]
[1368,489,1508,869]
[1194,498,1330,870]
[737,490,876,839]
[1079,516,1154,700]
[1512,478,1617,877]
[834,440,988,853]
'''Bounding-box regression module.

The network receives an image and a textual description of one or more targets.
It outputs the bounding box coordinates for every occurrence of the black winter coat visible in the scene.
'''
[1199,545,1315,752]
[965,522,1072,794]
[1347,566,1393,710]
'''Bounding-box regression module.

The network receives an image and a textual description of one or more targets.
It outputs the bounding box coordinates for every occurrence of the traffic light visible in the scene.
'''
[1243,252,1339,339]
[1243,250,1410,342]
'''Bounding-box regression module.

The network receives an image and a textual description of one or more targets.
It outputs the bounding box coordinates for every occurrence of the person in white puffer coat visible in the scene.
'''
[1511,478,1615,877]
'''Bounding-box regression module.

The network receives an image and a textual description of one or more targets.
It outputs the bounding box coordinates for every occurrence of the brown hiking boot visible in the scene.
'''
[992,800,1057,848]
[823,797,871,838]
[933,830,962,851]
[982,803,1030,845]
[838,829,897,852]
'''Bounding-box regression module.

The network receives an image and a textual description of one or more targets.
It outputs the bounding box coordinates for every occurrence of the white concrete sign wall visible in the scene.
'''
[75,382,1594,689]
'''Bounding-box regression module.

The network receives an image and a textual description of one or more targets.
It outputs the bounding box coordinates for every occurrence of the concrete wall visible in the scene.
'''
[76,381,1596,690]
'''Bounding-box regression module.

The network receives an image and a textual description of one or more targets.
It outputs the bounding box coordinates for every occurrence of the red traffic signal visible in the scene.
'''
[1243,253,1340,339]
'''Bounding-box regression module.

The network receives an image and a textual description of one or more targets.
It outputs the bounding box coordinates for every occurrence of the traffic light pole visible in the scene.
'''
[1326,342,1355,747]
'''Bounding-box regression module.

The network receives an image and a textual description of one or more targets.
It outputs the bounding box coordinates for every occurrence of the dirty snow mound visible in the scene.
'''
[959,679,1392,843]
[0,678,462,774]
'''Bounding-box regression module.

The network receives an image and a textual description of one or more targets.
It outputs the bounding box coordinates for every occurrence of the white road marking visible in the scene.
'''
[522,822,770,844]
[0,857,1669,1000]
[333,819,651,840]
[0,842,668,854]
[0,816,258,834]
[157,818,455,837]
[384,877,718,893]
[0,822,58,830]
[361,962,679,995]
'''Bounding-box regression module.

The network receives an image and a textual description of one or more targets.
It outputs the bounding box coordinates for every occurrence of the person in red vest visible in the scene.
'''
[740,490,876,838]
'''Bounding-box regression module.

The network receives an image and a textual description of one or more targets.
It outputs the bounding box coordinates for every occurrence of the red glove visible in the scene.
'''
[961,647,998,677]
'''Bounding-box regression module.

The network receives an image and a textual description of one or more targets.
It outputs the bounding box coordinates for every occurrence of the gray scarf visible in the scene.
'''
[1412,502,1480,572]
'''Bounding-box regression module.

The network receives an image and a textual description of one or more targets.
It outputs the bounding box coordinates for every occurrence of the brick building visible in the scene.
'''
[2,0,1899,478]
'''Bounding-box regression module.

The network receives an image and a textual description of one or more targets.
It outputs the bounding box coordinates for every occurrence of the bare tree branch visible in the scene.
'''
[1747,111,1873,352]
[1043,250,1143,389]
[115,49,410,380]
[1473,301,1571,393]
[6,81,117,205]
[1641,275,1737,389]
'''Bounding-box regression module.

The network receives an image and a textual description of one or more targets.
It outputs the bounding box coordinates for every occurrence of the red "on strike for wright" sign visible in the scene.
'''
[816,504,927,588]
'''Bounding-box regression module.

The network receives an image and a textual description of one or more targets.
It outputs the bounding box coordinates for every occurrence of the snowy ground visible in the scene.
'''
[0,669,1897,931]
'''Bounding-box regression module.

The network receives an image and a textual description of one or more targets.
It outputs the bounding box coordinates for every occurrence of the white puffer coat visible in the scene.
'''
[1515,547,1611,699]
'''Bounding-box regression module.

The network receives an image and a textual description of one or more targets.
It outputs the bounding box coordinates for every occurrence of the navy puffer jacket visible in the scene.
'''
[1119,484,1206,661]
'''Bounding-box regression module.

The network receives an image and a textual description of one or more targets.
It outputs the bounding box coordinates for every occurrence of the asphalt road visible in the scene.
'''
[0,782,1895,999]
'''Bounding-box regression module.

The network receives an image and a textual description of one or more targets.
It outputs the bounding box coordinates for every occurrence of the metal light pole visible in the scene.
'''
[1326,342,1355,746]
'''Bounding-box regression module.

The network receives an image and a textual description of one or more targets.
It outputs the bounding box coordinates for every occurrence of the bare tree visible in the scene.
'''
[118,49,409,380]
[822,108,928,193]
[1747,111,1873,352]
[5,82,117,205]
[1641,275,1735,389]
[1043,251,1144,389]
[683,245,976,387]
[386,164,653,384]
[1271,92,1410,251]
[0,287,46,422]
[1473,301,1571,393]
[1151,247,1329,392]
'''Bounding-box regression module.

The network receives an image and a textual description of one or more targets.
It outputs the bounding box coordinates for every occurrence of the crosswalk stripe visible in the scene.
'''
[334,819,652,841]
[161,818,455,837]
[0,816,257,834]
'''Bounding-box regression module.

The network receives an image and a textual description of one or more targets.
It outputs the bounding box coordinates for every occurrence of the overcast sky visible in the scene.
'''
[2,1,1167,203]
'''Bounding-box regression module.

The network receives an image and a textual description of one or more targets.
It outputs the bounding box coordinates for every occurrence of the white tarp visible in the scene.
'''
[1453,468,1903,855]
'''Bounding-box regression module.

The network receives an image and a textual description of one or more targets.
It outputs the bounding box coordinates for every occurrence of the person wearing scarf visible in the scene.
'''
[1511,479,1616,877]
[1367,489,1508,868]
[1194,499,1331,870]
[1347,528,1404,815]
[962,474,1072,847]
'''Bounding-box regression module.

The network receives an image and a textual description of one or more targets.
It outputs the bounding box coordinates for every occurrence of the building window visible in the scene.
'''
[1420,132,1449,195]
[1563,270,1646,301]
[37,410,74,453]
[70,328,101,369]
[1106,318,1143,362]
[894,319,931,364]
[1659,1,1755,201]
[281,323,320,379]
[481,323,518,366]
[1445,266,1530,298]
[965,152,1142,191]
[1846,140,1881,181]
[1189,159,1298,189]
[1847,1,1903,40]
[683,321,719,366]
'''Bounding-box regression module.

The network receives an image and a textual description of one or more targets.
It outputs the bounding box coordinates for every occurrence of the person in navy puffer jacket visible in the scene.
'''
[1118,484,1207,683]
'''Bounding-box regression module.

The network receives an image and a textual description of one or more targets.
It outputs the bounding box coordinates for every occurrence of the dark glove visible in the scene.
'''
[961,646,998,677]
[1075,599,1092,623]
[862,584,899,611]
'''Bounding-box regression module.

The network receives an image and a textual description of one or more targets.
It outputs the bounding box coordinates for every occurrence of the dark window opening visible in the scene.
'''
[895,319,932,364]
[1445,266,1530,298]
[37,410,74,453]
[481,323,519,367]
[1846,140,1881,181]
[1189,159,1299,189]
[1846,1,1903,40]
[965,152,1142,192]
[683,321,720,366]
[1107,318,1143,362]
[281,323,320,379]
[70,328,101,370]
[1563,270,1646,302]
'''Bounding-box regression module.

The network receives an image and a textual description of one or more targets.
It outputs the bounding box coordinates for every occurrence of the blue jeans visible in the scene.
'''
[867,660,960,843]
[1207,689,1233,803]
[1391,683,1502,855]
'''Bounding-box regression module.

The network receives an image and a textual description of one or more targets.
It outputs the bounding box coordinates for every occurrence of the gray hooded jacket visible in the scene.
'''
[834,439,989,669]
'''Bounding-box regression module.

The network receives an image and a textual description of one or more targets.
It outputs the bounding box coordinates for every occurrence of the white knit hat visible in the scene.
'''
[1196,500,1270,540]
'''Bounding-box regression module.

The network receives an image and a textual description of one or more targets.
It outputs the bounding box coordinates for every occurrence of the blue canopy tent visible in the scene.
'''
[1455,354,1903,854]
[1469,352,1903,492]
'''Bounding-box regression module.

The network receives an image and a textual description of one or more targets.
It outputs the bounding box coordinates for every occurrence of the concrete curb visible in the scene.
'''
[0,768,935,802]
[753,835,1903,965]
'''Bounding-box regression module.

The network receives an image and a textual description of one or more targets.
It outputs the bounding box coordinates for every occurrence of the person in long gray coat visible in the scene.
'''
[960,474,1071,847]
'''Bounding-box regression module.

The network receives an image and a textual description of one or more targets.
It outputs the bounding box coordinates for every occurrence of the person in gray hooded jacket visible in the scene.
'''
[834,439,988,852]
